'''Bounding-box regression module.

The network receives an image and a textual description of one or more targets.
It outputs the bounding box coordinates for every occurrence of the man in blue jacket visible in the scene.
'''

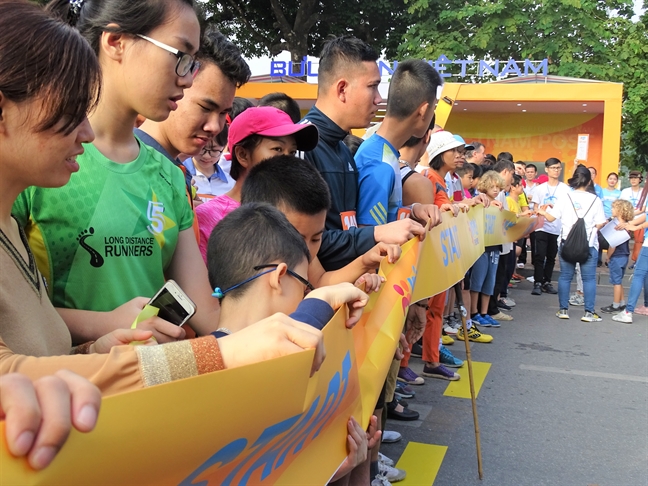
[302,36,426,272]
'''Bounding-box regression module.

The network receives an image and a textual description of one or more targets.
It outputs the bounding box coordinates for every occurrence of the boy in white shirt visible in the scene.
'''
[530,158,571,295]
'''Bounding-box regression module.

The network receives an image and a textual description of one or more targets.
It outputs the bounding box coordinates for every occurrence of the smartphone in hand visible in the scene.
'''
[148,280,196,327]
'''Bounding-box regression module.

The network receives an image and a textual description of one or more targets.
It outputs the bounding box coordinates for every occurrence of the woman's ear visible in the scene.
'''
[99,26,129,63]
[267,263,289,294]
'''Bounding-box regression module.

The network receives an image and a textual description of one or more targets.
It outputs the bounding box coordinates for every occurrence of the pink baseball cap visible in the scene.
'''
[228,106,319,151]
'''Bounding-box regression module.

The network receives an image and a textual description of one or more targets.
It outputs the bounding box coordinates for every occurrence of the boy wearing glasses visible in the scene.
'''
[207,202,379,483]
[530,158,570,295]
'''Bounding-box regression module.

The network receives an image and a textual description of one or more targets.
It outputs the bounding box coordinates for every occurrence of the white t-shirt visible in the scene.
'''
[496,191,513,255]
[525,183,537,207]
[620,187,646,211]
[531,182,570,235]
[548,190,606,249]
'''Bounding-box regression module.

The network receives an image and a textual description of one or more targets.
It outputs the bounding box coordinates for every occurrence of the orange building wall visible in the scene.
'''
[445,113,604,171]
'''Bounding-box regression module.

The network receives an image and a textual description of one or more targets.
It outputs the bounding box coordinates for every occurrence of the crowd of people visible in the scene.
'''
[0,0,645,483]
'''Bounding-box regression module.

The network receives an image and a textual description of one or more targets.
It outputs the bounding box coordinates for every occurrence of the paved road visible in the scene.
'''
[381,264,648,486]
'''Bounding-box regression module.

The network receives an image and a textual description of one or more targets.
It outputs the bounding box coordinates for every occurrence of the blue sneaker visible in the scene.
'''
[472,314,490,327]
[439,345,464,368]
[481,314,501,328]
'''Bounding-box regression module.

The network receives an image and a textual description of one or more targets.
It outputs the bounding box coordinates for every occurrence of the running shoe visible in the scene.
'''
[439,345,464,368]
[378,461,406,482]
[481,314,501,327]
[501,297,516,307]
[442,334,455,346]
[379,452,395,466]
[542,282,558,294]
[395,382,416,399]
[600,304,625,314]
[569,293,585,306]
[556,309,569,319]
[457,326,493,343]
[443,318,459,335]
[471,314,490,327]
[497,299,512,311]
[612,310,633,323]
[581,311,602,322]
[371,473,391,486]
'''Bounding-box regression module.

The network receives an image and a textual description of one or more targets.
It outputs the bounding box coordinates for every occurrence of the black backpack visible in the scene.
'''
[561,194,596,264]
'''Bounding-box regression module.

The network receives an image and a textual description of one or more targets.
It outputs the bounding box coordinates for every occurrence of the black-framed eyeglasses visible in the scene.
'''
[137,34,200,77]
[254,264,314,294]
[203,145,224,158]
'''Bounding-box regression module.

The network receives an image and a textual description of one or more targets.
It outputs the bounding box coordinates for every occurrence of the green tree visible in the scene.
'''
[399,0,647,169]
[199,0,411,63]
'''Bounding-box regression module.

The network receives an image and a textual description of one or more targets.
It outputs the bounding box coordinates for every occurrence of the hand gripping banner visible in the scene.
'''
[0,207,536,486]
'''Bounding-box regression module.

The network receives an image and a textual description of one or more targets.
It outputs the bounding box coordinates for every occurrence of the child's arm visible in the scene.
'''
[309,243,401,288]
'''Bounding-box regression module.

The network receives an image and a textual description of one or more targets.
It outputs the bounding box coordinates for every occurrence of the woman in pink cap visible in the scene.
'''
[196,106,319,261]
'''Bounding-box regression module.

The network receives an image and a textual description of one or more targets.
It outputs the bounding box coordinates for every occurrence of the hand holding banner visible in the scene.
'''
[0,208,537,485]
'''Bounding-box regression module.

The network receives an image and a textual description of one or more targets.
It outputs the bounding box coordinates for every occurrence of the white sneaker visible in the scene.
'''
[501,297,516,307]
[381,431,402,443]
[378,452,395,466]
[371,473,392,486]
[378,462,406,482]
[612,310,633,323]
[526,276,535,283]
[569,293,585,306]
[443,325,458,336]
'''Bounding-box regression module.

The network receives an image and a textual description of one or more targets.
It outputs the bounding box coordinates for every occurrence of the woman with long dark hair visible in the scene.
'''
[12,0,222,342]
[536,165,607,321]
[0,0,324,396]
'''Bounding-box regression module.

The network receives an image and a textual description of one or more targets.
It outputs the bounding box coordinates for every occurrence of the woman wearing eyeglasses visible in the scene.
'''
[182,127,234,202]
[12,0,221,342]
[0,0,325,400]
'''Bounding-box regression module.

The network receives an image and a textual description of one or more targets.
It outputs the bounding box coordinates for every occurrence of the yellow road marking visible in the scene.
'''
[443,361,491,399]
[395,442,447,486]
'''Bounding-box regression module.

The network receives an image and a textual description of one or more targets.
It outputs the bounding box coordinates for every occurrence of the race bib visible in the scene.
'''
[340,211,358,230]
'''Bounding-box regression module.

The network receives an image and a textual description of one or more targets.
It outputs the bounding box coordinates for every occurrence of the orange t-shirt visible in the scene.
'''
[421,169,451,207]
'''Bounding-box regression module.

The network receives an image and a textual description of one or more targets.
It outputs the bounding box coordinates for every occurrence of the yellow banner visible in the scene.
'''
[0,208,536,486]
[483,207,539,247]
